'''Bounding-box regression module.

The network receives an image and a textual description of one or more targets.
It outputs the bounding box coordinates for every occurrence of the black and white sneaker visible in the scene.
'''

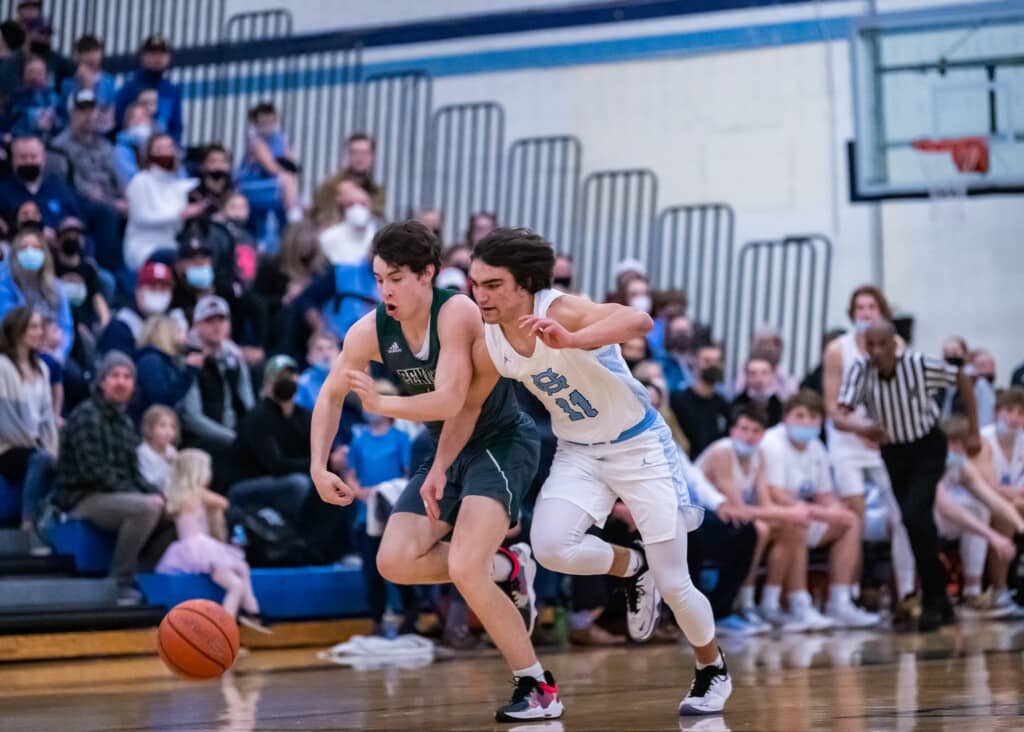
[624,547,661,642]
[495,671,564,722]
[679,654,733,716]
[497,543,538,635]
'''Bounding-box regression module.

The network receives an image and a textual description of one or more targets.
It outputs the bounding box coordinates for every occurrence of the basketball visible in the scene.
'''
[157,600,240,680]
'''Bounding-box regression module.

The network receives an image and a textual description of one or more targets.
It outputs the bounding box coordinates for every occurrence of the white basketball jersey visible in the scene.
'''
[697,437,760,506]
[981,424,1024,490]
[484,289,652,444]
[827,331,882,468]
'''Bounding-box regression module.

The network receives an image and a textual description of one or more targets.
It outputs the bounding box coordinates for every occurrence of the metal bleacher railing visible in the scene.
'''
[43,6,833,373]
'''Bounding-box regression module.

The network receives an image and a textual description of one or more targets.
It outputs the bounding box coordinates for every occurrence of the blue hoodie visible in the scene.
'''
[131,344,196,420]
[0,261,74,362]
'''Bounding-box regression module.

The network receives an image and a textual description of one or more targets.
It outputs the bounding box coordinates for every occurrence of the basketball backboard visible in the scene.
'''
[849,3,1024,200]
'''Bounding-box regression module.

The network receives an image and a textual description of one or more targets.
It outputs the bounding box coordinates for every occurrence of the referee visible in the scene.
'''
[834,319,980,632]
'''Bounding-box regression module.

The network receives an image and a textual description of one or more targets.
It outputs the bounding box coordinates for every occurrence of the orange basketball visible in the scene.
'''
[157,599,240,680]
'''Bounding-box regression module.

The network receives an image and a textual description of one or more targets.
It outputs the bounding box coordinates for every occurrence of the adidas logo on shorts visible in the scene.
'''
[387,341,402,354]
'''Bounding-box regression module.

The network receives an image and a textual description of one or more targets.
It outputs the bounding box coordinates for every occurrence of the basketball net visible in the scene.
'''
[911,136,989,226]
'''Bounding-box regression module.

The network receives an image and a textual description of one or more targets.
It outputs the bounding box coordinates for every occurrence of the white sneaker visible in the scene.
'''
[737,607,772,634]
[825,602,881,629]
[679,655,732,716]
[795,604,838,632]
[625,550,661,642]
[757,605,810,633]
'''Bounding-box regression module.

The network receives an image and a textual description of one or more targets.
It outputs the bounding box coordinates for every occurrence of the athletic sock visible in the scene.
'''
[696,650,725,670]
[738,585,755,610]
[491,551,514,583]
[760,585,781,611]
[829,584,853,610]
[623,548,645,578]
[962,581,982,598]
[788,590,812,614]
[513,662,546,683]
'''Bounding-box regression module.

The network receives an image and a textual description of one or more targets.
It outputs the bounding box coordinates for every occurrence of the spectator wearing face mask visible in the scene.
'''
[295,330,340,410]
[235,102,302,224]
[969,348,997,428]
[113,35,182,145]
[314,132,385,222]
[1,54,61,141]
[935,335,971,420]
[58,35,116,134]
[0,16,74,96]
[463,211,497,248]
[51,217,109,350]
[733,354,783,428]
[0,228,73,361]
[169,231,217,322]
[97,260,175,358]
[318,179,376,266]
[124,134,204,271]
[733,325,798,401]
[441,242,470,274]
[0,136,80,230]
[658,314,697,393]
[552,253,576,294]
[189,143,234,215]
[671,343,731,458]
[414,208,445,246]
[112,103,153,187]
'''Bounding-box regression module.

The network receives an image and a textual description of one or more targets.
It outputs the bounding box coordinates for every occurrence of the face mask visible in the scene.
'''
[624,357,642,371]
[29,40,50,56]
[15,164,41,183]
[629,295,652,313]
[310,356,333,373]
[553,276,572,290]
[787,424,820,444]
[945,355,965,368]
[345,203,371,229]
[853,319,871,334]
[946,451,965,470]
[272,378,297,401]
[227,216,248,228]
[732,439,756,458]
[139,68,164,84]
[664,332,692,353]
[258,125,280,139]
[149,155,176,172]
[60,235,82,257]
[61,280,88,307]
[700,366,723,385]
[126,124,152,144]
[16,247,45,272]
[981,374,995,385]
[139,289,171,315]
[996,418,1021,438]
[204,170,231,190]
[186,264,214,289]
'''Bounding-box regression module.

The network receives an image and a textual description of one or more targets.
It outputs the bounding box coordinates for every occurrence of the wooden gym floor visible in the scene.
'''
[0,621,1022,731]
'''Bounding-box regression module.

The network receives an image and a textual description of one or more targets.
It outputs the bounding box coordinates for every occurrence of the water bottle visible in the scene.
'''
[552,605,569,647]
[231,524,248,548]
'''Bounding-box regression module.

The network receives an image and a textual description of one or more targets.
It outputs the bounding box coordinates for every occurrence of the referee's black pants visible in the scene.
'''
[881,427,949,609]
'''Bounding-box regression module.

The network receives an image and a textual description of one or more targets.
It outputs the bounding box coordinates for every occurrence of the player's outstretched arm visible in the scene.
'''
[963,459,1024,533]
[522,295,652,351]
[310,313,378,506]
[349,296,482,422]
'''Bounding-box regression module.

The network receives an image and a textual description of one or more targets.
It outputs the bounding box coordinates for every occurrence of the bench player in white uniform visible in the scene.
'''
[760,390,880,628]
[823,285,916,613]
[697,403,811,633]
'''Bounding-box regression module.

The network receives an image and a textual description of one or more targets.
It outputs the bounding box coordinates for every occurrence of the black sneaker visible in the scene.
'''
[496,543,538,635]
[679,654,733,716]
[624,546,661,642]
[495,671,564,722]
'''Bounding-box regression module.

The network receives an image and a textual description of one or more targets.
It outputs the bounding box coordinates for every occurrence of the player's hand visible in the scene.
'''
[347,370,381,412]
[518,315,578,349]
[965,432,982,457]
[858,423,887,445]
[311,468,355,506]
[784,501,811,526]
[716,502,747,526]
[990,533,1016,562]
[827,505,858,530]
[420,468,446,521]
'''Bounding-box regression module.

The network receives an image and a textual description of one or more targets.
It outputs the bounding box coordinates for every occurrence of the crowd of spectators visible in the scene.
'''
[0,6,1022,643]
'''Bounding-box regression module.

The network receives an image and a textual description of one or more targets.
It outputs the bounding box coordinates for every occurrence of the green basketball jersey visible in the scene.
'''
[375,287,520,444]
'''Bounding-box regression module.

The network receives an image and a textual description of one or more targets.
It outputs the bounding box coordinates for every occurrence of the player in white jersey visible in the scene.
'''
[697,403,810,634]
[823,285,916,618]
[980,387,1024,496]
[352,229,730,716]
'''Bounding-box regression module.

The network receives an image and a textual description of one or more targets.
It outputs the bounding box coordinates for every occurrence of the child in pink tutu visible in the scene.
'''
[157,449,269,633]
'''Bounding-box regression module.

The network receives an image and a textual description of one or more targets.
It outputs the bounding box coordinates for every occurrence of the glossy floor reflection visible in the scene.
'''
[1,620,1023,731]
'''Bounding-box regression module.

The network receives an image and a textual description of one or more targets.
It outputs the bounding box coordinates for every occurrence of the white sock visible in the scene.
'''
[491,552,514,583]
[963,581,982,598]
[513,662,545,683]
[851,583,860,602]
[624,548,645,578]
[738,585,755,610]
[788,590,812,614]
[695,650,724,670]
[760,585,781,611]
[287,206,304,223]
[829,584,852,610]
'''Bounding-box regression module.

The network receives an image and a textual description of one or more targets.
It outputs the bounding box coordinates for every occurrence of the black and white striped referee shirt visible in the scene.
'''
[837,351,959,444]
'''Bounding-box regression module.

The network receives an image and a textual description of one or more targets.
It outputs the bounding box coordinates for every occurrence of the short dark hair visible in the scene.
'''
[371,221,441,277]
[201,142,228,163]
[75,34,103,53]
[472,228,555,294]
[996,386,1024,413]
[347,132,375,151]
[732,402,768,428]
[248,101,276,122]
[783,389,824,417]
[941,415,970,442]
